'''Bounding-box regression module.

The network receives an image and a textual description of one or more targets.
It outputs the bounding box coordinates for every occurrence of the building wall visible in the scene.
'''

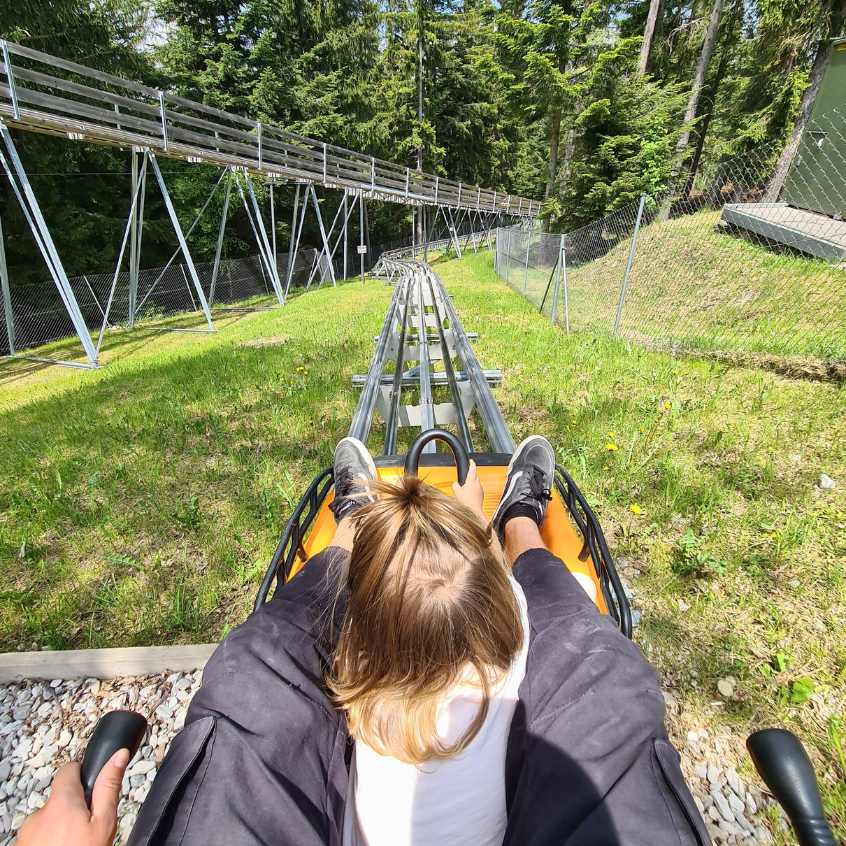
[783,37,846,219]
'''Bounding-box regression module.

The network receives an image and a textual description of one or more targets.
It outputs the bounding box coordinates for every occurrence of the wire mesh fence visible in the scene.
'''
[495,104,846,368]
[0,248,332,361]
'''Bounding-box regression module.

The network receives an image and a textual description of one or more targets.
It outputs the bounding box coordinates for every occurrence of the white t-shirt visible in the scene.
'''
[344,577,530,846]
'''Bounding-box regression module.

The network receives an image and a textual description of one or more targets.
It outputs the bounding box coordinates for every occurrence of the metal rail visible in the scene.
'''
[352,260,511,455]
[348,277,407,445]
[0,39,539,216]
[429,264,514,453]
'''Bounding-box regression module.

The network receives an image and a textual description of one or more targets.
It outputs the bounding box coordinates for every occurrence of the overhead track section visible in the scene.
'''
[0,40,540,217]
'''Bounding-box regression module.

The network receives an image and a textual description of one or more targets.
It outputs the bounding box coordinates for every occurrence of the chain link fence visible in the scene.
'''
[496,104,846,371]
[0,248,337,362]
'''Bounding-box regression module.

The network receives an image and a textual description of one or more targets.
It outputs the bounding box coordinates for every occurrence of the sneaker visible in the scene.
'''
[491,436,555,537]
[329,437,378,523]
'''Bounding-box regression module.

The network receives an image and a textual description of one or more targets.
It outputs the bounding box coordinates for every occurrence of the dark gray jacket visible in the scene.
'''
[128,547,710,845]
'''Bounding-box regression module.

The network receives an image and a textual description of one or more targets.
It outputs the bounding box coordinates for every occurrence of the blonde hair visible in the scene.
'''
[328,476,522,765]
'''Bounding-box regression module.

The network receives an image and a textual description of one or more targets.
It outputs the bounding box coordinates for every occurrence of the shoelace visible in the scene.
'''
[334,467,356,498]
[329,467,369,519]
[527,466,553,503]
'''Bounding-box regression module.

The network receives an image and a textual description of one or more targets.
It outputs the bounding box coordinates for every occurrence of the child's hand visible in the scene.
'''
[452,460,485,518]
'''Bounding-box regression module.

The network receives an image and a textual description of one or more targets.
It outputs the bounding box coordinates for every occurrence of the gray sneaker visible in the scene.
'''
[329,437,377,523]
[491,436,555,537]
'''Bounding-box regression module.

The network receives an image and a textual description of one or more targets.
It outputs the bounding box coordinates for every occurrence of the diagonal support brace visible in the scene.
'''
[146,150,214,330]
[0,122,99,365]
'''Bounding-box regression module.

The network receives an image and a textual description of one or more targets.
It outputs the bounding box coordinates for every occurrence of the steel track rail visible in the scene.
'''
[415,272,436,449]
[348,278,406,444]
[426,265,515,453]
[424,266,473,451]
[351,260,513,455]
[383,267,412,454]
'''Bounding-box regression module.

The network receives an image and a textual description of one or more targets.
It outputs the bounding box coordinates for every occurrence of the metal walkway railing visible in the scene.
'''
[0,40,539,216]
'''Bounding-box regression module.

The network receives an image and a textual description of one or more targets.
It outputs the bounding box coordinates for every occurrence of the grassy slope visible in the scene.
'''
[1,253,844,834]
[509,210,846,360]
[0,281,393,649]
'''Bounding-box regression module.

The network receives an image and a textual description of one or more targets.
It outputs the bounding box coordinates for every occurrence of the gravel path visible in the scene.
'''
[1,670,781,845]
[0,672,200,845]
[676,716,778,844]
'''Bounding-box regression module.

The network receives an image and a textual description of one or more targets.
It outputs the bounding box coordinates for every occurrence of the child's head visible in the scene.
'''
[329,476,522,764]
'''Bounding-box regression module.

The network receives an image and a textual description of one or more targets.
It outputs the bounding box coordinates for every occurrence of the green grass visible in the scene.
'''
[1,252,845,836]
[0,280,393,649]
[509,210,846,361]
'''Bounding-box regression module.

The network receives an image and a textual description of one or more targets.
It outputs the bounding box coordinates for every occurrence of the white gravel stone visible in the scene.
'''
[128,759,156,777]
[154,702,173,720]
[725,768,743,796]
[0,671,198,843]
[712,789,734,823]
[819,473,836,490]
[2,671,777,845]
[26,792,44,812]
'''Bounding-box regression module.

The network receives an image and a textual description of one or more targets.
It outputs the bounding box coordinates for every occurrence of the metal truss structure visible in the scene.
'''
[0,40,538,370]
[350,260,514,455]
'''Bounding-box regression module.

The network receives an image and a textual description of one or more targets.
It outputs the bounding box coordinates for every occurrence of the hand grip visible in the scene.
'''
[404,429,470,484]
[747,728,836,846]
[80,710,148,808]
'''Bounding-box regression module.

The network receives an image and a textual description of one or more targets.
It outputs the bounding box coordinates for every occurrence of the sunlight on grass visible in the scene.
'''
[442,251,845,835]
[504,210,846,361]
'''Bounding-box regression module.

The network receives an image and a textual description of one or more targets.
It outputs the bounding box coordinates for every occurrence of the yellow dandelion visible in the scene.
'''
[663,400,672,410]
[629,503,642,515]
[605,442,619,452]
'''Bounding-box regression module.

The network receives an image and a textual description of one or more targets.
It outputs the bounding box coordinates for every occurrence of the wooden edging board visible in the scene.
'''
[0,644,218,683]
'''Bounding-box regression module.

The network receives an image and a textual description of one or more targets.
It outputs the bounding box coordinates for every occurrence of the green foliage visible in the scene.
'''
[672,528,726,578]
[2,0,843,285]
[556,38,687,226]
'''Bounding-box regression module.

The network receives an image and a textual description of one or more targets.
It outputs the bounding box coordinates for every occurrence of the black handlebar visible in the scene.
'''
[404,429,470,484]
[747,729,836,846]
[80,710,148,808]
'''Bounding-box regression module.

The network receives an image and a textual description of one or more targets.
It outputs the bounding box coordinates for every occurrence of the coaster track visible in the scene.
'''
[0,40,539,216]
[349,260,514,454]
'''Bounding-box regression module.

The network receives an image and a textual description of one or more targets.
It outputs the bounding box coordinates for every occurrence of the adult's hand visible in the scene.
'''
[452,459,485,519]
[15,748,130,846]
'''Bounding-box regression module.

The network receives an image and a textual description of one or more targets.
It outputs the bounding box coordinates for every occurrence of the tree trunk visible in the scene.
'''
[674,0,724,157]
[416,0,425,246]
[416,0,425,173]
[545,105,562,199]
[559,125,577,187]
[765,0,846,201]
[682,2,739,199]
[638,0,663,74]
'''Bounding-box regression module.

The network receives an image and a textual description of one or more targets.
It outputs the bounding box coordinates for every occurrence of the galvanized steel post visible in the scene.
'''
[359,191,365,283]
[0,124,99,364]
[342,189,348,280]
[210,171,232,306]
[0,213,14,355]
[147,151,214,330]
[613,194,646,335]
